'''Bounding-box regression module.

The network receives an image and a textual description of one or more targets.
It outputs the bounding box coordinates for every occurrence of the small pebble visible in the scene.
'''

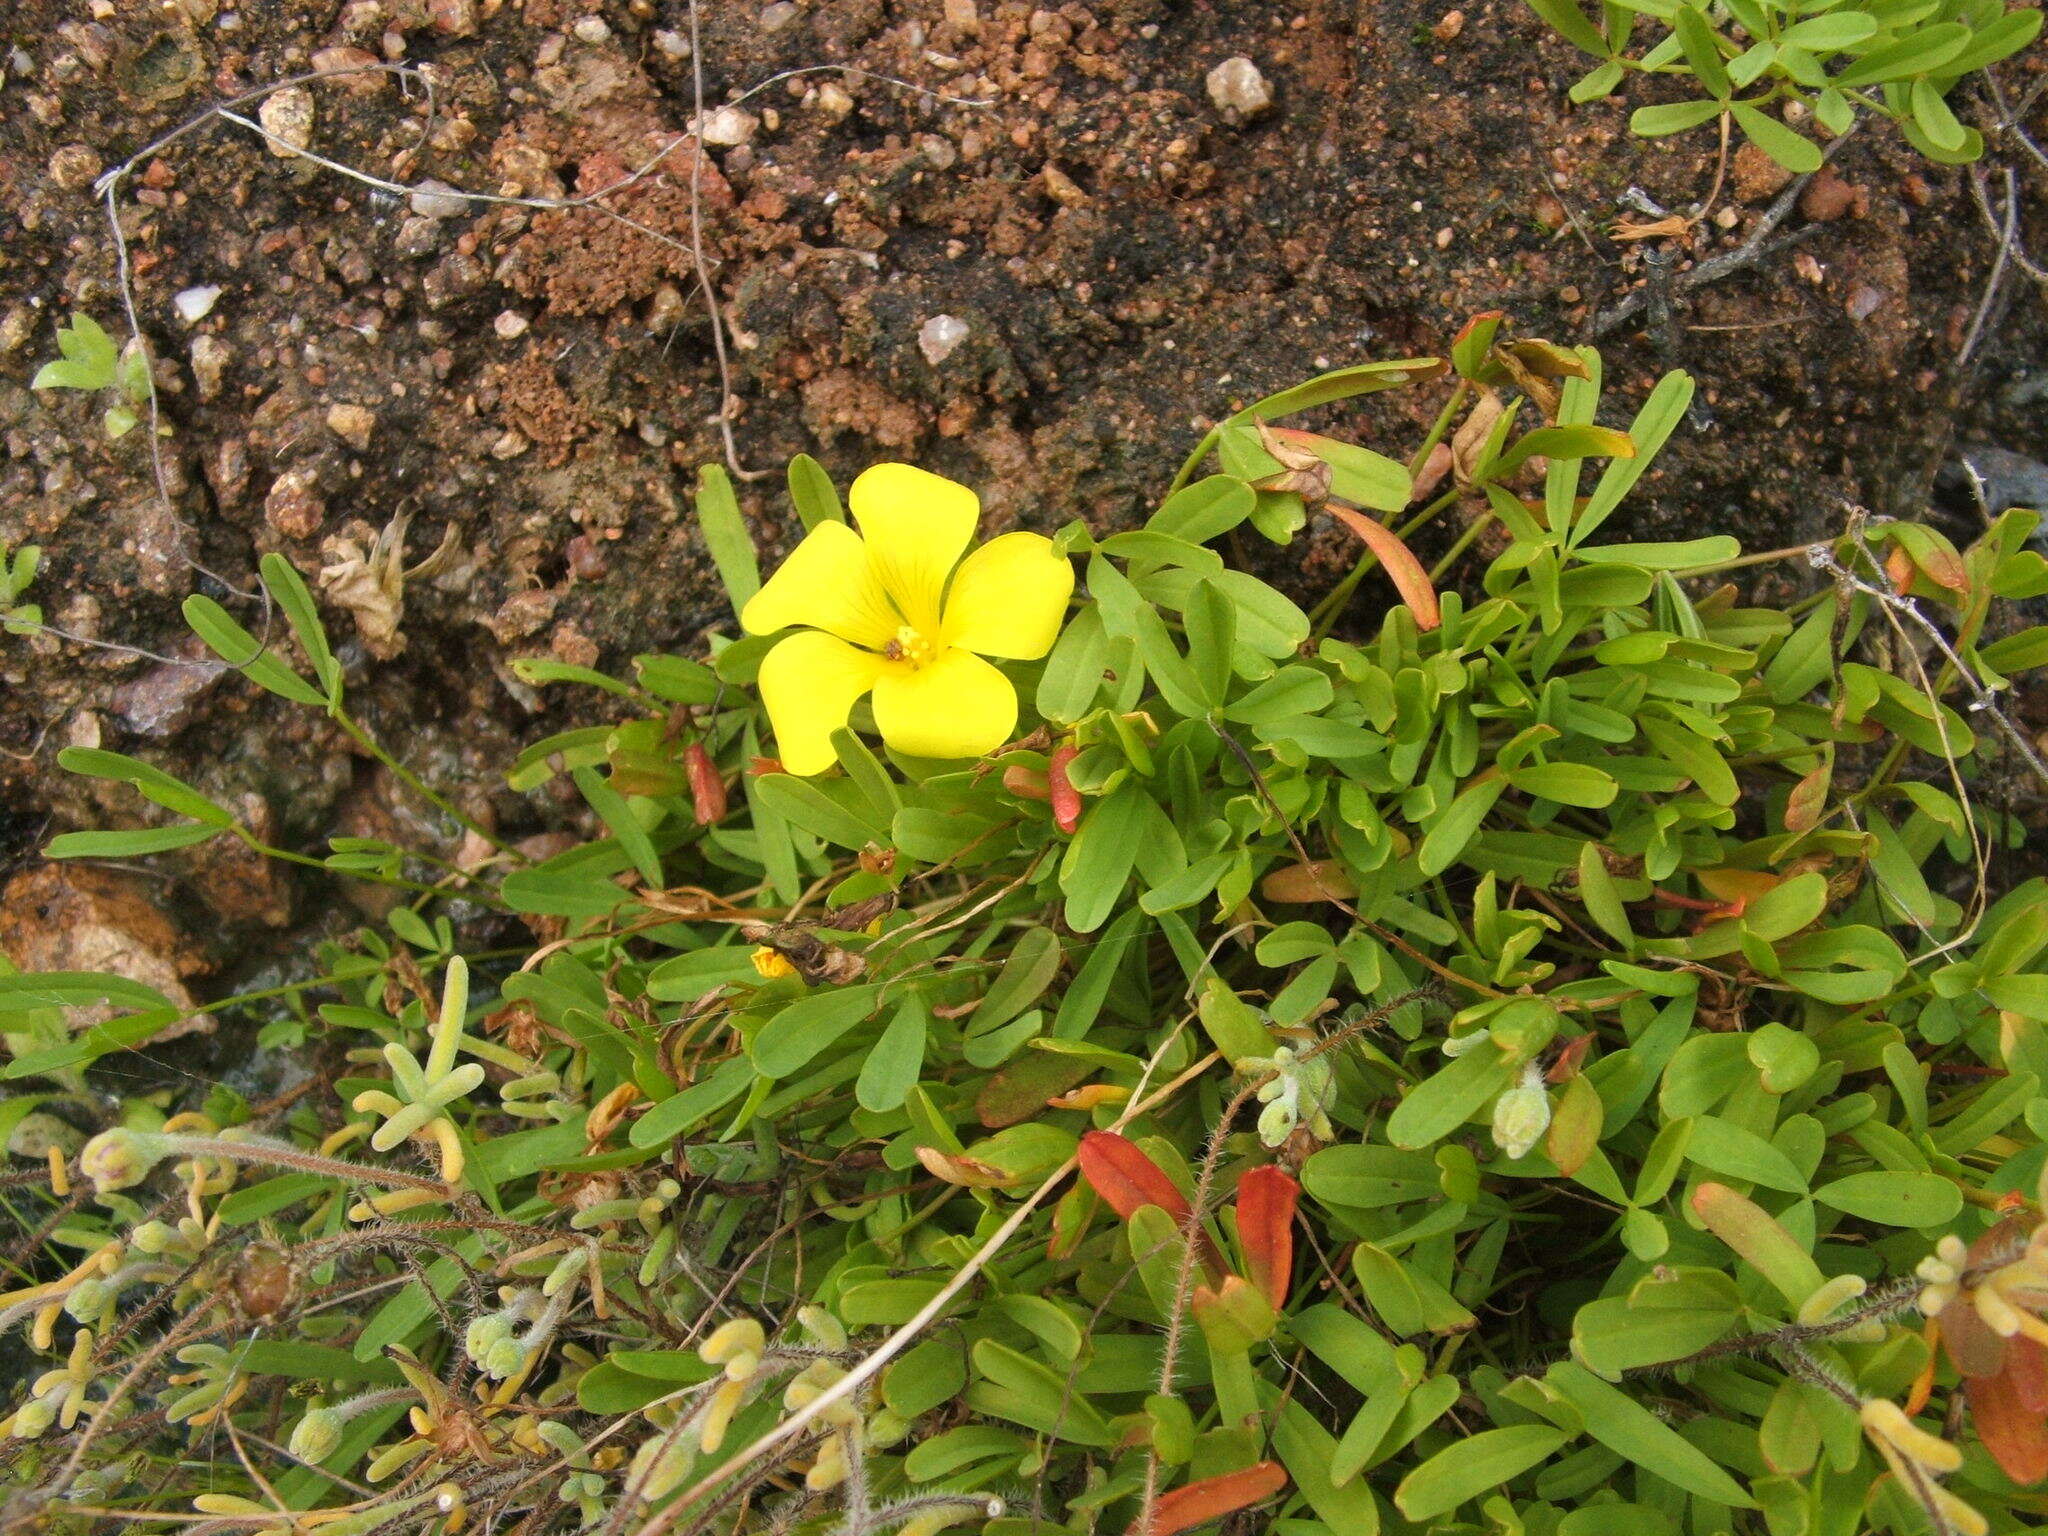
[47,142,101,190]
[258,87,314,158]
[1206,56,1273,119]
[698,106,757,146]
[409,179,469,219]
[759,1,798,30]
[494,309,530,339]
[918,314,969,366]
[325,403,376,451]
[173,285,222,323]
[653,28,690,56]
[811,81,854,119]
[571,14,610,42]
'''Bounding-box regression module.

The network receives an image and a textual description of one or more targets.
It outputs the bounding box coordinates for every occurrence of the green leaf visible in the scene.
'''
[1684,1114,1808,1193]
[56,747,237,826]
[856,995,927,1112]
[967,1339,1114,1446]
[1419,775,1506,876]
[571,767,663,889]
[1731,102,1821,172]
[1273,1397,1385,1535]
[1387,1046,1517,1149]
[44,824,223,858]
[787,453,844,529]
[1572,373,1693,546]
[1528,0,1612,55]
[34,314,118,391]
[1812,1171,1962,1227]
[1574,536,1740,568]
[1830,21,1969,86]
[1629,99,1726,136]
[1545,1361,1755,1506]
[181,595,328,706]
[1671,4,1732,97]
[1508,762,1618,808]
[750,984,882,1079]
[628,1057,753,1147]
[1184,577,1237,708]
[1060,782,1146,933]
[259,552,340,700]
[1146,475,1258,546]
[1395,1425,1569,1521]
[752,773,885,851]
[695,463,760,611]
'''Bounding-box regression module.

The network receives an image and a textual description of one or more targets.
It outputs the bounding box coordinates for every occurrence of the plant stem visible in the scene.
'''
[334,713,523,861]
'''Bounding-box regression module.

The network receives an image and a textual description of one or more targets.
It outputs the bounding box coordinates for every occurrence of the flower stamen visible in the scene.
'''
[883,625,937,669]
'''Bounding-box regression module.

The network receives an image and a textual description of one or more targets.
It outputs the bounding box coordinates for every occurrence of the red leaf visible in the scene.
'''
[1048,744,1082,834]
[1235,1165,1298,1310]
[1145,1461,1289,1536]
[1970,1360,2048,1484]
[1078,1132,1191,1226]
[685,743,727,826]
[1077,1131,1223,1279]
[1327,506,1441,631]
[2010,1334,2048,1415]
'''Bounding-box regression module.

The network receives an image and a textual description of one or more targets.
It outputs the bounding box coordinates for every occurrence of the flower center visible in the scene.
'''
[883,624,937,669]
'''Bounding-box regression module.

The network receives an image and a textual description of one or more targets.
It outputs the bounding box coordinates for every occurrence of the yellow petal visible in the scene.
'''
[941,532,1074,659]
[757,631,887,776]
[870,648,1016,762]
[740,521,898,650]
[849,464,978,634]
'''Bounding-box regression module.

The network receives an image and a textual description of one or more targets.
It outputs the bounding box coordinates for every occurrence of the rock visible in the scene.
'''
[1944,445,2048,518]
[483,587,558,642]
[421,251,486,309]
[174,285,222,323]
[1732,142,1793,203]
[429,0,477,35]
[183,792,293,928]
[1845,283,1887,321]
[572,14,611,42]
[394,215,443,259]
[0,864,211,1041]
[257,86,315,158]
[1206,56,1272,119]
[811,81,854,119]
[653,27,690,56]
[494,309,531,339]
[698,106,757,146]
[311,45,385,92]
[1799,168,1863,222]
[943,0,980,31]
[759,1,799,29]
[189,333,231,400]
[325,402,376,451]
[265,466,325,539]
[110,651,227,737]
[918,314,970,365]
[1432,9,1466,42]
[409,179,469,218]
[47,142,101,190]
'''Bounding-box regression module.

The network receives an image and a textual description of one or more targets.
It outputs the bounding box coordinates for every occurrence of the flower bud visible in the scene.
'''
[79,1129,162,1195]
[290,1407,345,1463]
[699,1317,765,1368]
[1490,1065,1551,1161]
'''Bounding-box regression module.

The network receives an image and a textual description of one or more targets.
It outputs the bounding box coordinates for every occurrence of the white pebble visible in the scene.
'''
[698,106,757,147]
[918,314,969,366]
[173,286,221,324]
[571,14,610,42]
[494,309,530,339]
[257,85,315,157]
[409,179,469,219]
[1206,56,1273,119]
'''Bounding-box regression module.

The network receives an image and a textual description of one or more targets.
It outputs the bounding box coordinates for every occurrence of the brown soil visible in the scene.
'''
[1,0,2044,986]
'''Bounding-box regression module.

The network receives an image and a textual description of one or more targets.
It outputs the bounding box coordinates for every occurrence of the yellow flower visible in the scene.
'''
[749,946,796,981]
[741,464,1074,775]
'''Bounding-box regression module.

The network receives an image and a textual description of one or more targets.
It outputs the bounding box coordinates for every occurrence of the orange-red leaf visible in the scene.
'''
[1235,1165,1298,1310]
[1146,1462,1289,1536]
[2011,1334,2048,1415]
[1970,1359,2048,1484]
[1327,506,1441,631]
[1078,1131,1191,1226]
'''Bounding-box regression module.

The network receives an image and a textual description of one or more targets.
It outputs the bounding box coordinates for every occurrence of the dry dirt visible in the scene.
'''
[1,0,2044,1008]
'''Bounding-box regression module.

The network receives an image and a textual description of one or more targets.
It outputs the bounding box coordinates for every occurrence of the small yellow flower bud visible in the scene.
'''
[1797,1273,1867,1327]
[697,1377,746,1455]
[78,1129,160,1195]
[750,946,796,981]
[699,1317,765,1368]
[804,1431,848,1491]
[1860,1398,1963,1473]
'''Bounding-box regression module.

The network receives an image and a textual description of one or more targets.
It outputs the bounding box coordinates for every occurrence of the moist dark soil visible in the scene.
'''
[1,0,2045,1038]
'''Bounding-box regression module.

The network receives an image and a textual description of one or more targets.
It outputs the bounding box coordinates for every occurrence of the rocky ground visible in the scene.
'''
[0,0,2044,1048]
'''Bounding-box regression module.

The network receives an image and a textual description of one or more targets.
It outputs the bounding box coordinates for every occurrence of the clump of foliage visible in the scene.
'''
[30,313,158,440]
[0,542,39,636]
[1528,0,2042,170]
[5,318,2048,1536]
